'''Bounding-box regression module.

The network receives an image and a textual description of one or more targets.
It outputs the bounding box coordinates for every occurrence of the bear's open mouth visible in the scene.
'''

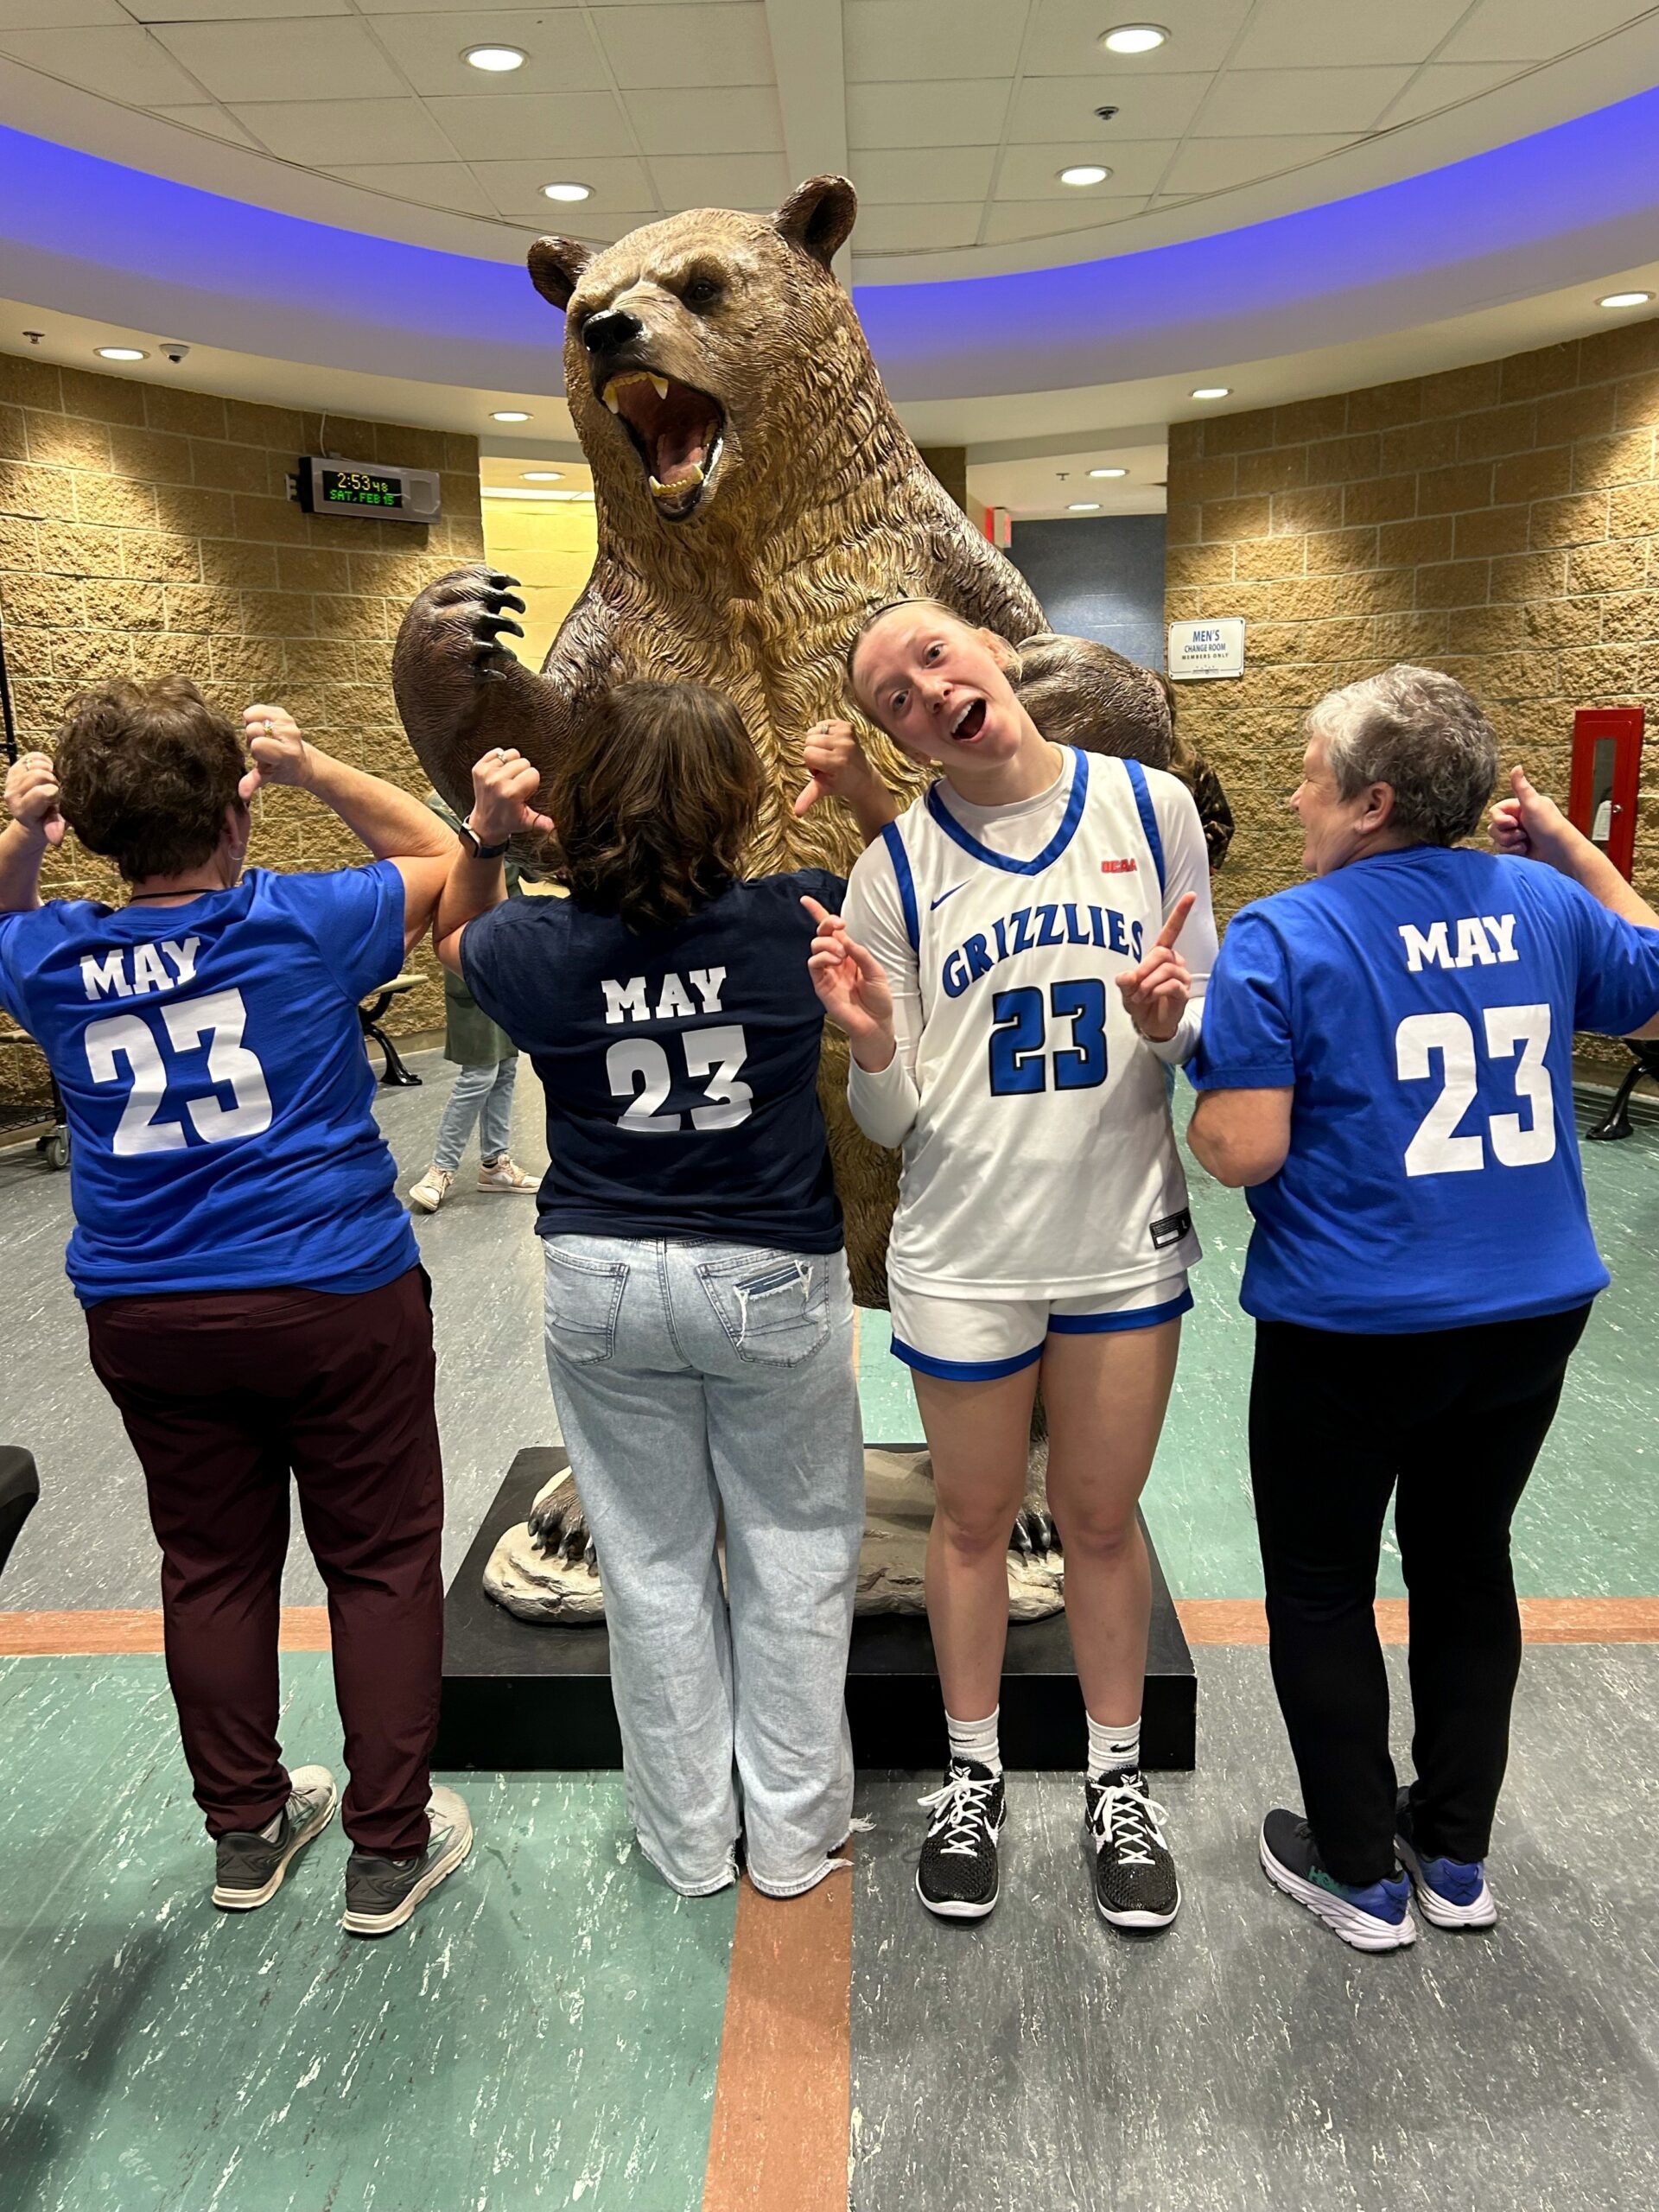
[601,370,726,521]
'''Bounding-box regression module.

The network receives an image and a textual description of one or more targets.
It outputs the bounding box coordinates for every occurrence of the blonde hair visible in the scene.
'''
[844,599,1020,722]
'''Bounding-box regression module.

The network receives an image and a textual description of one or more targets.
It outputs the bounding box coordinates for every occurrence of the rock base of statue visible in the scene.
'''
[436,1447,1195,1772]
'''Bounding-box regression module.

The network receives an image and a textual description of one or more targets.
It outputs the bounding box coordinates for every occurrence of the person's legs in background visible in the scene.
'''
[410,1061,499,1211]
[475,1057,536,1192]
[686,1244,865,1897]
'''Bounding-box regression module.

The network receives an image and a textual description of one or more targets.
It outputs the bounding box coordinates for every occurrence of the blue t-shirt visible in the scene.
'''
[0,864,419,1306]
[1192,846,1659,1332]
[461,871,845,1254]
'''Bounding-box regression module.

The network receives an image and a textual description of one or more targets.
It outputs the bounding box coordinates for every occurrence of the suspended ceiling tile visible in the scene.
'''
[647,149,791,204]
[0,0,129,22]
[849,145,997,203]
[472,153,657,212]
[1440,0,1649,62]
[149,102,261,143]
[980,197,1154,245]
[1232,0,1471,67]
[367,11,612,96]
[537,208,663,246]
[1162,133,1357,193]
[1007,72,1212,142]
[1021,0,1254,79]
[225,96,456,162]
[994,138,1178,199]
[1379,59,1522,124]
[1193,66,1416,137]
[850,202,984,252]
[325,161,501,214]
[149,16,408,101]
[423,89,634,158]
[122,0,347,15]
[847,79,1010,149]
[0,22,203,100]
[623,83,784,154]
[593,2,774,88]
[843,0,1026,84]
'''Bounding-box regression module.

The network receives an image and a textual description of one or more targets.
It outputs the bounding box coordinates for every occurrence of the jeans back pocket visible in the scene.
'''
[543,1243,626,1364]
[696,1249,831,1368]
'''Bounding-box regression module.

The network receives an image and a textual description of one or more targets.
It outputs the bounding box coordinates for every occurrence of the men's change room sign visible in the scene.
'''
[1168,618,1245,680]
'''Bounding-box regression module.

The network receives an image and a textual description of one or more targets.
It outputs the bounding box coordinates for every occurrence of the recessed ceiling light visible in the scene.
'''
[95,346,147,362]
[1191,385,1230,400]
[1089,466,1128,479]
[463,44,526,72]
[542,181,592,203]
[522,470,563,481]
[1101,23,1167,54]
[1058,164,1112,188]
[1598,289,1654,309]
[1068,501,1102,512]
[491,410,531,423]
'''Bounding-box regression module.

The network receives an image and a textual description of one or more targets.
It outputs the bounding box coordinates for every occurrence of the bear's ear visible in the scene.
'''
[773,175,858,269]
[528,237,594,312]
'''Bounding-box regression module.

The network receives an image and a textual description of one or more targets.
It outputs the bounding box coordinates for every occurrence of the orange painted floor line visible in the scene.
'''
[0,1607,332,1654]
[1176,1597,1659,1644]
[702,1866,853,2212]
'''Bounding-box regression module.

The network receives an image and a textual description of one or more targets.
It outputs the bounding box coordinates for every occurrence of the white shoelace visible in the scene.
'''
[1088,1777,1171,1868]
[918,1767,1000,1859]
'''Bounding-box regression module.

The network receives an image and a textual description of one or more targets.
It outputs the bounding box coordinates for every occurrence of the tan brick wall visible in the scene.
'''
[1166,318,1659,1005]
[0,349,484,1110]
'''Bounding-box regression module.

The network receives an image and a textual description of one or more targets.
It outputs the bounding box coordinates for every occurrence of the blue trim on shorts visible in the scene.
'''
[1047,1287,1193,1334]
[889,1335,1045,1381]
[1123,758,1166,897]
[880,821,920,954]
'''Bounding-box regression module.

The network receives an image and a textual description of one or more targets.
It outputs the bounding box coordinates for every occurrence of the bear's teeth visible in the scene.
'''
[649,466,703,499]
[648,375,669,398]
[603,385,622,414]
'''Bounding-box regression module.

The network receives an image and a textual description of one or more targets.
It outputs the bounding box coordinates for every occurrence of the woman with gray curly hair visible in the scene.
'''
[1187,664,1659,1952]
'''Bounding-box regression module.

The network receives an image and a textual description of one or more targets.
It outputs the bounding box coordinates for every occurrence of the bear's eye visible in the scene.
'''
[683,276,722,311]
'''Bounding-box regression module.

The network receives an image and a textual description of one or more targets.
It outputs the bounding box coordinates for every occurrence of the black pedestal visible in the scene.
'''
[437,1447,1196,1773]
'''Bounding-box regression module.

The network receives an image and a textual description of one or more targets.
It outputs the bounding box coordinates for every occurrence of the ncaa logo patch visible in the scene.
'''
[1100,857,1138,874]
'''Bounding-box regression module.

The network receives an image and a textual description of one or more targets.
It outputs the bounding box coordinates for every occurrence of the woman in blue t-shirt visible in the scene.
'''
[1189,664,1659,1953]
[436,683,895,1899]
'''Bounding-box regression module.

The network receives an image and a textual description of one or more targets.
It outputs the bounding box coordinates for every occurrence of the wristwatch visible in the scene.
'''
[457,818,512,861]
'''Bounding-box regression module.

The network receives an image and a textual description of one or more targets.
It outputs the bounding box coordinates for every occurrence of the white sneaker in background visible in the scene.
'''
[409,1164,454,1213]
[477,1156,537,1193]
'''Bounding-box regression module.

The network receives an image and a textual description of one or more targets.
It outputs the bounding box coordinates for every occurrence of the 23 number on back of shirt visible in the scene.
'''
[1396,1001,1555,1177]
[85,988,272,1154]
[607,1023,753,1132]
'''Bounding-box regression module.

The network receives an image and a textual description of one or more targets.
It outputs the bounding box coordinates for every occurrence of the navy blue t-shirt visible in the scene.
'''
[461,870,846,1254]
[0,864,419,1306]
[1193,846,1659,1332]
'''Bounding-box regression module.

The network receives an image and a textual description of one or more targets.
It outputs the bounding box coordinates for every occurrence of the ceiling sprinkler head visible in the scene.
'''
[1095,105,1120,120]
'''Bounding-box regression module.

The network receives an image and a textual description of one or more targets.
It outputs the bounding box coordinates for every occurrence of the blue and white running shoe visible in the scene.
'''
[1393,1789,1498,1929]
[1260,1808,1417,1951]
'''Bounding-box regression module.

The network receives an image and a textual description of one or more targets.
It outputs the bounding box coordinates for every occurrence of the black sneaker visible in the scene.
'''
[916,1759,1005,1920]
[1085,1768,1180,1930]
[341,1785,474,1937]
[211,1764,338,1911]
[1260,1807,1416,1951]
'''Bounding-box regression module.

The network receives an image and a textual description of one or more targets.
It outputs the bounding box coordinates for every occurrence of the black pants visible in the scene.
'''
[1249,1303,1590,1886]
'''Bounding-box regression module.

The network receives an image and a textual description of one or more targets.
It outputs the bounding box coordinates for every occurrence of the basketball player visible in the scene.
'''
[806,600,1217,1930]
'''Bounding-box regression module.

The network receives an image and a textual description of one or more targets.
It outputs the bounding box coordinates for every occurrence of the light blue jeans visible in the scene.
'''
[542,1235,864,1898]
[433,1058,516,1173]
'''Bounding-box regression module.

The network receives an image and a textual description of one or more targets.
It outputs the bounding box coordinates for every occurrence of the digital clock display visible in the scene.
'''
[321,467,404,510]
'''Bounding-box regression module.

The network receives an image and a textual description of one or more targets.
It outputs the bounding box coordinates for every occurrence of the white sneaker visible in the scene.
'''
[409,1164,454,1213]
[477,1155,537,1193]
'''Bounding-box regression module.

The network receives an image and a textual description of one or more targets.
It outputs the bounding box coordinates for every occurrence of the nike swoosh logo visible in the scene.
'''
[930,884,967,910]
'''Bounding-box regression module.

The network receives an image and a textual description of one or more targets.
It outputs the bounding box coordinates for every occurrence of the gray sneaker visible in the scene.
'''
[341,1785,473,1937]
[211,1765,339,1911]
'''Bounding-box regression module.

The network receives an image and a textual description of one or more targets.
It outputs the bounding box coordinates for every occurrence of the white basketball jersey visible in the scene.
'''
[853,748,1202,1299]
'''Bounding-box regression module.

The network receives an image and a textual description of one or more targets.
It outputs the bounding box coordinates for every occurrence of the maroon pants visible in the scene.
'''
[86,1267,443,1856]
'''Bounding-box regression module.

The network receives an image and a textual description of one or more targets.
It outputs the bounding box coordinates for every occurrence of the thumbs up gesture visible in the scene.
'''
[1116,891,1196,1043]
[1490,766,1573,868]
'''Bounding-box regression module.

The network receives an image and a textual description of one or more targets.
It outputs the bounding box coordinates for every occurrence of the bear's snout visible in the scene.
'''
[582,308,645,359]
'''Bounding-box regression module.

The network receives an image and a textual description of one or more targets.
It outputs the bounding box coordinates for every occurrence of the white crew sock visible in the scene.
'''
[1087,1713,1141,1780]
[945,1706,1002,1777]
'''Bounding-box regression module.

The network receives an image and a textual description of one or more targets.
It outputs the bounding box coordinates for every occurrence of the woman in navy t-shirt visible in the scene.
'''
[438,682,895,1900]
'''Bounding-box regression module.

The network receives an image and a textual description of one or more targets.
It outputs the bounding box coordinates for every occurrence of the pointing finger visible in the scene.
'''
[792,775,826,817]
[1153,891,1197,953]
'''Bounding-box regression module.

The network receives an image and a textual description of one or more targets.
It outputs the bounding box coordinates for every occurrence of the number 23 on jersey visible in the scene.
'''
[1397,1001,1554,1178]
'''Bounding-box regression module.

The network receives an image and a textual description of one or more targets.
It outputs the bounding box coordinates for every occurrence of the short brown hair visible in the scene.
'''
[54,675,245,882]
[548,680,762,932]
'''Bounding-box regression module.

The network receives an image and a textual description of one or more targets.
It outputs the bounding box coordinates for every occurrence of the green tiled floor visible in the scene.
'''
[0,1656,734,2212]
[856,1096,1659,1602]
